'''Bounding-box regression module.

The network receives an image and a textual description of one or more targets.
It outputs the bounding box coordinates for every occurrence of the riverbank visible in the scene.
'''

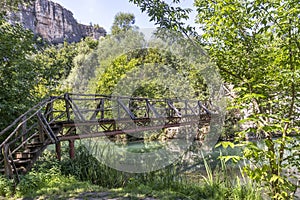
[0,147,262,200]
[3,137,300,199]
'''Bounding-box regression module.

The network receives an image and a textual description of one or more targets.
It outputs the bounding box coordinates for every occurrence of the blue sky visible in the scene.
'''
[51,0,197,33]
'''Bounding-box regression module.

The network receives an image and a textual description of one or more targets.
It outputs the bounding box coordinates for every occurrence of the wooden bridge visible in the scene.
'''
[0,93,212,183]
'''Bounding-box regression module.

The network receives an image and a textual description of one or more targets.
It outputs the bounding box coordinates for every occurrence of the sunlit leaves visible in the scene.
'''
[194,0,300,198]
[111,12,136,36]
[91,46,203,99]
[129,0,196,38]
[0,17,38,129]
[34,41,79,94]
[0,0,34,12]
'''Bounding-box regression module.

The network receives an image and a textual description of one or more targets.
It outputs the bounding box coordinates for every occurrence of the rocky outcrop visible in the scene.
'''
[7,0,106,43]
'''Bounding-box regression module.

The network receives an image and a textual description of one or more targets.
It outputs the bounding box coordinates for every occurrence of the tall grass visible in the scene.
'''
[200,153,261,200]
[0,143,262,199]
[57,143,262,199]
[60,145,129,188]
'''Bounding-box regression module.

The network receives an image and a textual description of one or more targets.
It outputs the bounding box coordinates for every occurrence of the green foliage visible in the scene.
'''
[132,0,300,198]
[129,0,197,39]
[1,0,298,199]
[50,146,262,200]
[195,0,300,198]
[15,167,101,199]
[91,47,207,99]
[0,161,100,199]
[61,37,102,93]
[0,146,261,199]
[218,139,299,199]
[34,41,78,96]
[60,145,128,188]
[0,0,34,12]
[111,12,136,35]
[97,29,145,61]
[0,176,14,197]
[0,16,40,130]
[0,150,102,199]
[34,37,99,95]
[0,19,98,130]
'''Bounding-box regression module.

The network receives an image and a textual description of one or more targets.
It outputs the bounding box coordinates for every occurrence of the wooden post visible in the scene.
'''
[22,115,27,139]
[185,100,188,115]
[117,98,120,120]
[69,140,75,159]
[100,98,105,119]
[37,113,45,142]
[145,100,150,118]
[49,100,54,121]
[65,93,71,122]
[55,142,61,161]
[2,146,13,178]
[22,115,27,142]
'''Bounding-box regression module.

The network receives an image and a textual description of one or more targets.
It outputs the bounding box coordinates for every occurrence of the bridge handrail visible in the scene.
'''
[67,93,202,103]
[53,93,213,120]
[0,92,213,183]
[0,93,212,145]
[0,95,63,147]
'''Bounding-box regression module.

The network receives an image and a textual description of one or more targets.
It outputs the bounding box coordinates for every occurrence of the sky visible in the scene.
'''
[51,0,197,33]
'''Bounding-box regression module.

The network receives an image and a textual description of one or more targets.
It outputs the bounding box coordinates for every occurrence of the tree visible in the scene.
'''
[0,16,39,130]
[34,41,80,95]
[111,12,136,35]
[93,48,195,97]
[33,37,100,95]
[129,0,198,40]
[131,0,300,198]
[62,37,99,93]
[0,0,34,12]
[195,0,299,198]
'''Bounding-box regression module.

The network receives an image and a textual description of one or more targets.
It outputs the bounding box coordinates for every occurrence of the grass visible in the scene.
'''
[0,144,263,200]
[0,171,105,199]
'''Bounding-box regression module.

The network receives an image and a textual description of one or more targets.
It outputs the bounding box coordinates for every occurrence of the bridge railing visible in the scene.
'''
[0,93,213,180]
[0,95,64,181]
[0,93,213,150]
[59,93,212,123]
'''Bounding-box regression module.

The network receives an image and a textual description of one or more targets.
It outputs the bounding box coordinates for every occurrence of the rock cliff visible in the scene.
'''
[7,0,106,43]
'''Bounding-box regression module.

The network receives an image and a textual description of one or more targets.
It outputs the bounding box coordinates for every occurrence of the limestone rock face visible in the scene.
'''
[8,0,106,43]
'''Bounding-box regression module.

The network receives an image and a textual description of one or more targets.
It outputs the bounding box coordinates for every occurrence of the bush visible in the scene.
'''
[0,176,14,197]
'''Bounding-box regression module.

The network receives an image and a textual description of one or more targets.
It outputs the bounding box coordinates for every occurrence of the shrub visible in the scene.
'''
[0,176,14,197]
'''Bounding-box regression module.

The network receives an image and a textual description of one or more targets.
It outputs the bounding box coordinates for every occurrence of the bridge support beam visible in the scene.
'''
[69,140,75,159]
[55,142,61,161]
